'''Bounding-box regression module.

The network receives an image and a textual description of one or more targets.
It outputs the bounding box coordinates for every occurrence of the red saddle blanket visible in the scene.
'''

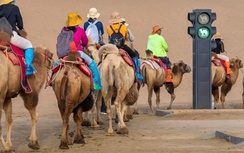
[0,43,32,93]
[212,57,227,73]
[52,56,92,77]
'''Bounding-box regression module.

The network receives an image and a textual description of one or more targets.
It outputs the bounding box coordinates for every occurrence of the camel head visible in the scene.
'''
[172,60,191,74]
[230,58,243,71]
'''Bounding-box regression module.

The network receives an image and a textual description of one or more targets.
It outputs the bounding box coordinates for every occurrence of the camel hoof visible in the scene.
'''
[106,132,115,136]
[97,120,105,125]
[59,142,69,149]
[117,127,129,135]
[126,114,133,120]
[132,111,139,115]
[82,120,91,126]
[28,141,40,150]
[1,149,15,153]
[73,138,86,144]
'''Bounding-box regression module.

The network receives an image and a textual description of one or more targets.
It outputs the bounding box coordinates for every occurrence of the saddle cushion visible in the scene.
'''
[119,49,133,67]
[52,56,91,77]
[212,57,227,72]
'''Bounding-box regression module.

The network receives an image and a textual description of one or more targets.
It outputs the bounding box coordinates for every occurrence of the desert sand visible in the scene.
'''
[4,0,244,152]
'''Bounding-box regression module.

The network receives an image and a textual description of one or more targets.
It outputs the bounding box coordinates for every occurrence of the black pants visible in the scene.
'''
[101,98,107,113]
[121,45,137,58]
[159,57,171,69]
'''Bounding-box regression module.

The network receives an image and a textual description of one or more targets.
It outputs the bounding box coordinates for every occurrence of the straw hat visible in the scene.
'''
[121,18,129,26]
[1,0,13,5]
[87,8,100,19]
[109,12,122,24]
[152,25,163,34]
[213,32,223,40]
[66,12,82,27]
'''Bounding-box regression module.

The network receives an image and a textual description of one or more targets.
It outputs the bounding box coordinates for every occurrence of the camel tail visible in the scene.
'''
[108,64,115,89]
[141,64,146,86]
[60,69,69,103]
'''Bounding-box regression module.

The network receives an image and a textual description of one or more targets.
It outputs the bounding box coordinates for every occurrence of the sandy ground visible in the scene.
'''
[2,0,244,152]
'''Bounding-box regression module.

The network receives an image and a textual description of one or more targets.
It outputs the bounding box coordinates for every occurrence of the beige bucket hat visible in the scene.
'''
[87,8,100,19]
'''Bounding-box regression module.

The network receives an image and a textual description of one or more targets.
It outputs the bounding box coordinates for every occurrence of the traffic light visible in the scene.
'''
[187,9,217,109]
[188,9,216,39]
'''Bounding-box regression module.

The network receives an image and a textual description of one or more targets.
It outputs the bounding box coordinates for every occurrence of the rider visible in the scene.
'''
[107,12,143,80]
[83,7,105,46]
[212,32,232,75]
[0,0,36,76]
[147,25,173,83]
[58,12,102,93]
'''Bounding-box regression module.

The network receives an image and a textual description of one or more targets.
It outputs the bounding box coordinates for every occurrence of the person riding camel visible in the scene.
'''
[56,12,102,93]
[107,12,143,81]
[147,25,173,83]
[0,0,36,76]
[212,32,232,75]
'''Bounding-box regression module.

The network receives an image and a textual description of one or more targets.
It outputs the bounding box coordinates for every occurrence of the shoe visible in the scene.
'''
[100,112,107,115]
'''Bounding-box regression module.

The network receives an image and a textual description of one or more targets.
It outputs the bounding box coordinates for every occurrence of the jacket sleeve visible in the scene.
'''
[161,36,168,52]
[15,6,24,30]
[80,28,88,47]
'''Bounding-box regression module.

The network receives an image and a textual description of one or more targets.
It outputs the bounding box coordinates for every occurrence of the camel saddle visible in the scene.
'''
[0,43,32,93]
[212,56,228,74]
[52,56,92,77]
[142,55,167,74]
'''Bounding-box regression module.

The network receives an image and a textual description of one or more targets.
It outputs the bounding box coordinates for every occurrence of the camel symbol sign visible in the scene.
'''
[198,27,210,39]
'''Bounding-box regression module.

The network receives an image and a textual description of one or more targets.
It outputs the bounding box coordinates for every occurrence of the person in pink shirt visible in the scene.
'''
[57,12,102,93]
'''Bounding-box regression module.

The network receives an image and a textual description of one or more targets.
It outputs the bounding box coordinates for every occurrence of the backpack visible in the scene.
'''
[85,21,99,43]
[56,29,74,58]
[109,24,125,48]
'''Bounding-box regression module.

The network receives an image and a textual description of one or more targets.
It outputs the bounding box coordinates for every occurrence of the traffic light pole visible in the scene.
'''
[188,9,216,109]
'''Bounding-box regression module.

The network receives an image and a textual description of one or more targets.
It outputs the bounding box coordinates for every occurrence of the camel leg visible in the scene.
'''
[154,87,160,110]
[96,91,105,125]
[82,112,91,127]
[220,80,232,109]
[132,101,139,115]
[21,92,40,150]
[165,83,175,110]
[147,86,154,113]
[105,96,114,136]
[59,100,74,149]
[73,108,85,144]
[2,98,13,152]
[114,92,128,135]
[212,86,219,109]
[126,105,133,120]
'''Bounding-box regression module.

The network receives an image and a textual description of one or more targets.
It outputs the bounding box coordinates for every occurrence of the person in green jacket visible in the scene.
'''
[147,25,173,83]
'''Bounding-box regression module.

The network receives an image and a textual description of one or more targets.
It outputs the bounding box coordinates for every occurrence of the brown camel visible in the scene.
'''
[212,57,243,109]
[95,44,139,135]
[140,51,191,112]
[0,44,53,152]
[242,76,244,109]
[52,51,94,149]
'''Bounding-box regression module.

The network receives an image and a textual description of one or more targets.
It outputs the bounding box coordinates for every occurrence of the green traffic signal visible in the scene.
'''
[197,27,210,39]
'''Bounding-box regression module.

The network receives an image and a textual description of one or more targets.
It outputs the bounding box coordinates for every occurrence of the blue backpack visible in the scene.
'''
[56,29,74,58]
[85,21,99,43]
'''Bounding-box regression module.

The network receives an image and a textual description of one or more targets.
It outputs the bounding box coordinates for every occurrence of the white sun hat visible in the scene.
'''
[87,8,100,19]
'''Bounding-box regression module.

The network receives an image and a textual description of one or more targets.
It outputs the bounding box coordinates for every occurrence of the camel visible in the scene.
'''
[242,76,244,109]
[52,51,94,149]
[95,44,139,135]
[0,44,53,152]
[212,56,243,109]
[140,51,191,112]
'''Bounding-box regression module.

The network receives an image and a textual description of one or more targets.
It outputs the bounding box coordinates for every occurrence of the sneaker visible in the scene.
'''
[100,112,107,115]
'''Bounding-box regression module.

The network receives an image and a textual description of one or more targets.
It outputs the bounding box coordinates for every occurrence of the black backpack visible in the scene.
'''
[109,24,125,48]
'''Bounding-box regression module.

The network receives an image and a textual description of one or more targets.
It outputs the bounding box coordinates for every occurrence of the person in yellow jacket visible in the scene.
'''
[147,25,173,83]
[212,32,232,75]
[107,12,143,80]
